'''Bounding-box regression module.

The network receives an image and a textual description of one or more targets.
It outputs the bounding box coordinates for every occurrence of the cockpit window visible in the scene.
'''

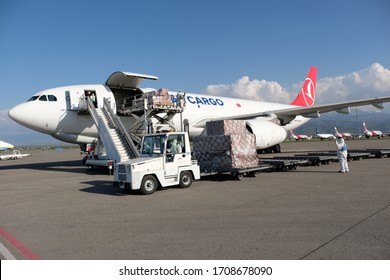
[27,94,57,102]
[28,96,39,102]
[48,95,57,101]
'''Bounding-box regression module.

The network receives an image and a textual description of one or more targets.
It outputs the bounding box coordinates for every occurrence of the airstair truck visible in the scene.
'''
[114,132,200,195]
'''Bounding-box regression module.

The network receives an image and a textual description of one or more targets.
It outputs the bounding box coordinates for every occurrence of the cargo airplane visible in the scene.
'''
[8,67,390,153]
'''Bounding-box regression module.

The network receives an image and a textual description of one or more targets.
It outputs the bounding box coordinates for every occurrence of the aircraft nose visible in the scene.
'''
[8,102,47,133]
[8,104,27,126]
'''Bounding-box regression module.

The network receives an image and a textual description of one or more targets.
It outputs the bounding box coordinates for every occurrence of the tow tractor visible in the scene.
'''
[114,132,200,195]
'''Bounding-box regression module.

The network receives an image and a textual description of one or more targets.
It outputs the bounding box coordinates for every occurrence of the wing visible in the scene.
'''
[272,96,390,124]
[275,96,390,116]
[191,96,390,127]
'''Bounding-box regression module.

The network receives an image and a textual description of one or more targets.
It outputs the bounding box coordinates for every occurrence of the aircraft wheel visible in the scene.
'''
[179,171,193,188]
[140,175,158,195]
[273,144,281,153]
[82,156,87,166]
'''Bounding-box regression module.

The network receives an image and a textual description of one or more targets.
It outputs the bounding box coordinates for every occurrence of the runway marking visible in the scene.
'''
[300,203,390,259]
[0,241,17,260]
[0,227,41,260]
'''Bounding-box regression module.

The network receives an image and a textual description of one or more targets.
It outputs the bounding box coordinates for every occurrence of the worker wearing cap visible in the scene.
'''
[335,134,349,173]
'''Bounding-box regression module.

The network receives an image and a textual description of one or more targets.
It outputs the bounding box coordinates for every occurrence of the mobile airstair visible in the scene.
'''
[84,97,139,169]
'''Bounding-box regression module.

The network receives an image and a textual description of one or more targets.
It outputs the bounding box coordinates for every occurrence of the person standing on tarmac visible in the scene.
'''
[335,134,349,173]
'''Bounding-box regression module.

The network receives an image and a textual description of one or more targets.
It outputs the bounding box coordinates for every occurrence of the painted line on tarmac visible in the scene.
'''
[0,241,17,260]
[300,203,390,259]
[0,227,41,260]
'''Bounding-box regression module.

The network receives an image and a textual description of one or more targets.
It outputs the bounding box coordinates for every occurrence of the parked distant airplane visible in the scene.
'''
[316,128,335,140]
[0,149,32,160]
[363,122,383,138]
[8,67,390,154]
[290,130,311,141]
[0,140,14,151]
[334,127,353,139]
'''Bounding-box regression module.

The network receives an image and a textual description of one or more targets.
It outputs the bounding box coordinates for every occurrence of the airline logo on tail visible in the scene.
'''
[290,66,317,107]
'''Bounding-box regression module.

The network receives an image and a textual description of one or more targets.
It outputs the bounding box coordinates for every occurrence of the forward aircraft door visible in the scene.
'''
[65,88,84,111]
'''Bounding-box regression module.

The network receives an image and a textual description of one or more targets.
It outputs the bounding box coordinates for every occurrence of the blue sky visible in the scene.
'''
[1,0,390,144]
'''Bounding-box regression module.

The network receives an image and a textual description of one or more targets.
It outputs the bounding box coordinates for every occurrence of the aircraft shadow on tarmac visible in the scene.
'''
[293,170,341,173]
[0,160,107,175]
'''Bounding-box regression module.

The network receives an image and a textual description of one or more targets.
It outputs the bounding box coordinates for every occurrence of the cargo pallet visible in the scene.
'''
[347,149,390,159]
[200,163,272,180]
[271,155,335,166]
[259,158,308,171]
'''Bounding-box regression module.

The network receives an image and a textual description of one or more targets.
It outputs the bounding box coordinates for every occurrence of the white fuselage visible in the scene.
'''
[316,133,335,140]
[364,130,382,137]
[9,84,310,149]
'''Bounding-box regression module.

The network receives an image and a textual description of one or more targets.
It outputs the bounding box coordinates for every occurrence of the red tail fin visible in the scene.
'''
[290,66,318,107]
[363,122,368,132]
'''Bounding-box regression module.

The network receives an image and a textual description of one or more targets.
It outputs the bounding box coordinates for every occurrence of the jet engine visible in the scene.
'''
[245,119,287,152]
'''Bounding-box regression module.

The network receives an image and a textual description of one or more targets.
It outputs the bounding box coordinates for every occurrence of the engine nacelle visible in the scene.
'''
[245,119,287,149]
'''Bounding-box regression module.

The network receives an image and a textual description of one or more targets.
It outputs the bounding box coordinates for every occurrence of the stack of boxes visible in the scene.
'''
[149,88,173,107]
[133,88,174,108]
[193,120,259,172]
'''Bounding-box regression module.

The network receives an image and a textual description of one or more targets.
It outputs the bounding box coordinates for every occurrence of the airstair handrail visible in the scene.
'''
[103,98,140,158]
[86,97,100,126]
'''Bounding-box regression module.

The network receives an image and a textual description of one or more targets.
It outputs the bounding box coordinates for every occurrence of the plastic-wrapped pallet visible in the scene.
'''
[153,88,173,107]
[203,120,248,136]
[193,120,259,170]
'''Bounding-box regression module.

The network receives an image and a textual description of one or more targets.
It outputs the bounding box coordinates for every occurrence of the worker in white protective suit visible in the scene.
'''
[170,139,182,154]
[335,134,349,173]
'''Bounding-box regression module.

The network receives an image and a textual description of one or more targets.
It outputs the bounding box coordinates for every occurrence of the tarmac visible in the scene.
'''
[0,139,389,260]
